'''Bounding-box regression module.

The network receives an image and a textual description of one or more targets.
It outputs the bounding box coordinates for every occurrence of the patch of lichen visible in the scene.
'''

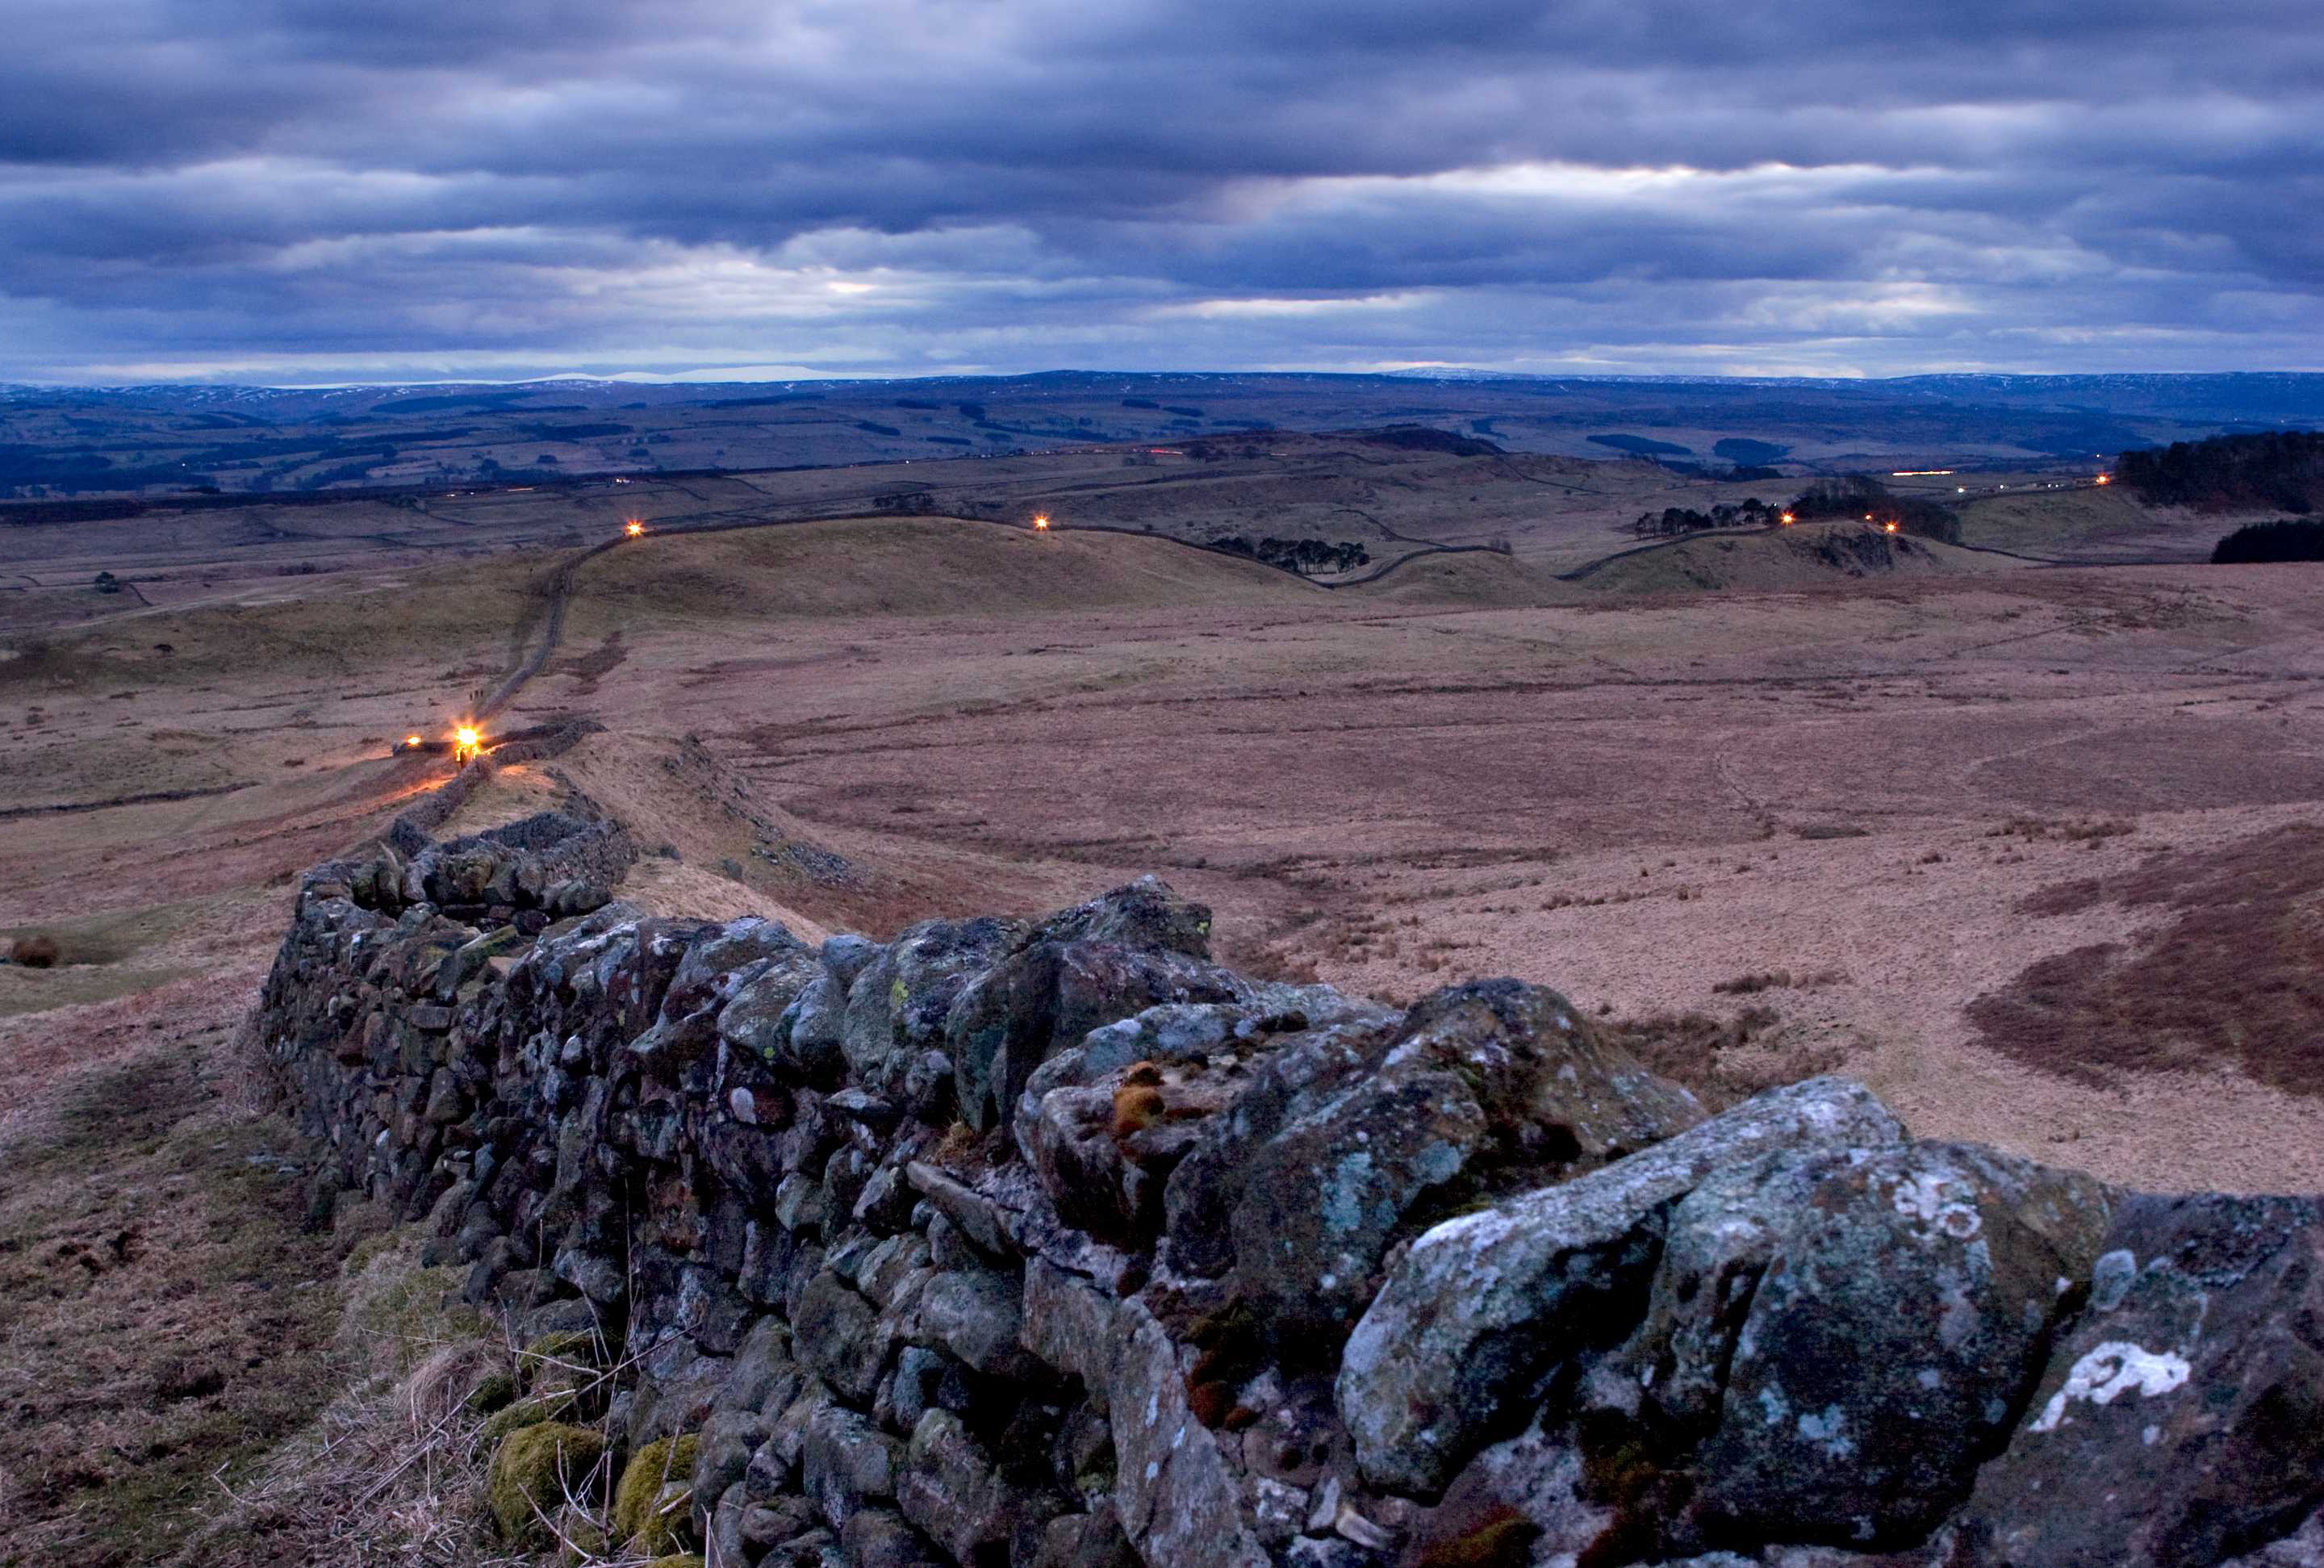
[487,1420,607,1545]
[612,1432,699,1553]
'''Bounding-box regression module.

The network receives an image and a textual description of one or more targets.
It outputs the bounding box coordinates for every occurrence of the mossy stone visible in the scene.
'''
[487,1421,606,1545]
[646,1558,707,1568]
[612,1432,699,1554]
[478,1378,580,1444]
[520,1328,609,1379]
[464,1369,517,1415]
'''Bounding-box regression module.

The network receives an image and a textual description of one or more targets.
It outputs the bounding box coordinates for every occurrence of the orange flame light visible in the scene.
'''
[2094,474,2111,486]
[1032,513,1051,532]
[403,733,424,748]
[454,725,482,763]
[1883,520,1900,533]
[625,518,645,537]
[1779,512,1795,525]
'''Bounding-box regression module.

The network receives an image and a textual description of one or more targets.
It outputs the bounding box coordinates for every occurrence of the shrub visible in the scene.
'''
[2211,518,2324,563]
[1787,475,1960,542]
[10,934,59,968]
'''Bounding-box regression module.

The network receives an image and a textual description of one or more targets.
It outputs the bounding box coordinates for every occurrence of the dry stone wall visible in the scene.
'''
[255,826,2324,1568]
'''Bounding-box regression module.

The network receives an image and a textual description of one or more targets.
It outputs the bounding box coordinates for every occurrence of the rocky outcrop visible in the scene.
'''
[254,855,2324,1568]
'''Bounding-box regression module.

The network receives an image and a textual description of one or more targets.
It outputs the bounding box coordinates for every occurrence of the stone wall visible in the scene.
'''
[254,837,2324,1568]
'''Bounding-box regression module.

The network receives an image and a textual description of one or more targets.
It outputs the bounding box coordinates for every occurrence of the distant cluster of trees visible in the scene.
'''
[2117,431,2324,512]
[2212,518,2324,563]
[1354,425,1503,457]
[1788,475,1962,543]
[1210,535,1371,574]
[1630,498,1783,536]
[1628,476,1962,544]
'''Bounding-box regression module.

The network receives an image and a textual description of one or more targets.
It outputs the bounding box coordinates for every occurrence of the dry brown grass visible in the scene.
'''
[168,1226,665,1568]
[1602,1006,1846,1111]
[0,1022,348,1566]
[1970,822,2324,1095]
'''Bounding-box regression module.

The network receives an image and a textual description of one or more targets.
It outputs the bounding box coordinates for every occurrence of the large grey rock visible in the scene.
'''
[821,933,881,989]
[899,1408,1055,1565]
[1029,1503,1142,1568]
[666,917,811,1022]
[1954,1194,2324,1568]
[1631,1140,2117,1552]
[1017,993,1388,1244]
[791,1270,891,1407]
[1022,1260,1270,1568]
[917,1265,1040,1378]
[842,915,1026,1093]
[801,1401,901,1531]
[717,947,830,1079]
[629,1340,734,1449]
[1159,1012,1402,1279]
[782,972,849,1084]
[1233,979,1706,1343]
[1340,1077,1904,1495]
[950,938,1244,1133]
[1027,874,1218,956]
[694,1407,771,1525]
[712,1315,797,1416]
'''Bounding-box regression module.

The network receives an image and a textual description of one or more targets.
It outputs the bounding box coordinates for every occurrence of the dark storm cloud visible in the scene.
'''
[3,0,2319,380]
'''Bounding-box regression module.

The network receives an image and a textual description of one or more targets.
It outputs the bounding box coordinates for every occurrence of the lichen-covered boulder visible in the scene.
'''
[1340,1077,1904,1495]
[1022,1260,1273,1568]
[1627,1140,2117,1552]
[1231,979,1705,1344]
[1953,1194,2324,1567]
[1027,873,1216,958]
[781,971,851,1084]
[663,917,812,1024]
[715,946,832,1080]
[950,940,1245,1133]
[899,1408,1058,1565]
[792,1269,893,1407]
[917,1264,1041,1379]
[488,1421,607,1545]
[1157,1009,1404,1279]
[803,1401,903,1530]
[842,915,1026,1093]
[1016,993,1392,1243]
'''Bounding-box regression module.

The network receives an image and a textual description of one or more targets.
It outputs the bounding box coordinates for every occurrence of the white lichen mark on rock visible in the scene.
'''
[1890,1167,1983,1242]
[2027,1340,2192,1433]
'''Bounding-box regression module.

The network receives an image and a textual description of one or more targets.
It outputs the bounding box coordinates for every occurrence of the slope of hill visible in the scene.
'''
[564,515,1322,625]
[1574,522,2009,594]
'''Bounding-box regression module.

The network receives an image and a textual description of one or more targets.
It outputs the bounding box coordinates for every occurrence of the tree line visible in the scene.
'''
[2116,430,2324,512]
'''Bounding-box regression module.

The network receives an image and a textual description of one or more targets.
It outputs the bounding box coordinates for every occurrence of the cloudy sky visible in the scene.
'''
[5,0,2319,384]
